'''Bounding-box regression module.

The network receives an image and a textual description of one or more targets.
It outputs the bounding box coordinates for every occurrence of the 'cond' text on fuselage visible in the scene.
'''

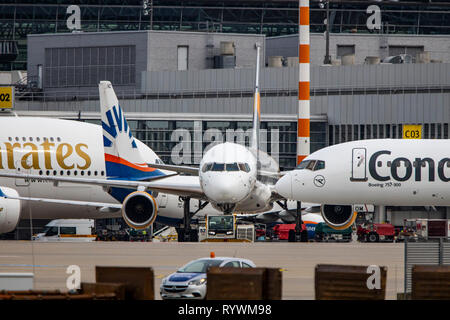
[368,150,450,182]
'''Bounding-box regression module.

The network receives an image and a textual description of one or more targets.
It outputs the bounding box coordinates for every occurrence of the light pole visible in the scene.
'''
[143,0,154,30]
[320,0,331,65]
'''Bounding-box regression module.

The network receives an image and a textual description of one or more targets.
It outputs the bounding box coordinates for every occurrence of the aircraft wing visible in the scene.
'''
[258,170,282,178]
[0,172,206,200]
[0,188,122,212]
[146,163,199,176]
[269,186,286,201]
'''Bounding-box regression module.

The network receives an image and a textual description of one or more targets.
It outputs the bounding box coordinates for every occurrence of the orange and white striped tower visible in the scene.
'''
[297,0,310,165]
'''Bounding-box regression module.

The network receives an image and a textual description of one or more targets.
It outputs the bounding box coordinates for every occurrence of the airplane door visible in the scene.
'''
[15,160,30,187]
[351,148,368,181]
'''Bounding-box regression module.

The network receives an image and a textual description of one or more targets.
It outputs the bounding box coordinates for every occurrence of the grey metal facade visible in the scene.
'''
[267,33,450,66]
[27,30,265,95]
[27,31,148,93]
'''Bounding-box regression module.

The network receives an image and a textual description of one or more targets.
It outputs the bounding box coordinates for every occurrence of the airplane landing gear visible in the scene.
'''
[216,203,236,215]
[177,197,209,242]
[289,201,308,242]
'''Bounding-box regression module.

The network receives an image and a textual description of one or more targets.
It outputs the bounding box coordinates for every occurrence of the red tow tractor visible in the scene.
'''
[357,223,395,243]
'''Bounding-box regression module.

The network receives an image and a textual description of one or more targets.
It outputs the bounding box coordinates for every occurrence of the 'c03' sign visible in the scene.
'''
[403,124,422,139]
[0,87,14,109]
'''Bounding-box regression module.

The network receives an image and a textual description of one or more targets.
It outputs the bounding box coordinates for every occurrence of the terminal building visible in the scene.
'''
[19,29,450,172]
[1,0,450,230]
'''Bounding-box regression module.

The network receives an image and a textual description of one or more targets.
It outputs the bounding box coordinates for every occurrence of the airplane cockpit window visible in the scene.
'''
[226,163,239,172]
[314,160,325,171]
[296,160,310,170]
[305,160,316,170]
[202,163,211,173]
[296,160,320,171]
[211,163,225,171]
[238,163,251,172]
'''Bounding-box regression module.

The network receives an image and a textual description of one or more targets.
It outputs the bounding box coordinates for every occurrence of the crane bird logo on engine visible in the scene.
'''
[314,175,326,187]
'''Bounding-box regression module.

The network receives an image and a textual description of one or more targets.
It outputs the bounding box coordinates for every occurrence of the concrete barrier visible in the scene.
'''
[315,264,387,300]
[412,265,450,300]
[96,266,154,300]
[206,267,282,300]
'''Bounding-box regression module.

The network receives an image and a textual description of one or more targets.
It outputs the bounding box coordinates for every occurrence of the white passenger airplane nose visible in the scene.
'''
[203,175,250,204]
[275,173,293,199]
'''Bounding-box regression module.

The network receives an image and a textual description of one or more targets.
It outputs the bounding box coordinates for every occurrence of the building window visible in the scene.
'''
[388,45,424,62]
[44,45,136,88]
[336,44,355,59]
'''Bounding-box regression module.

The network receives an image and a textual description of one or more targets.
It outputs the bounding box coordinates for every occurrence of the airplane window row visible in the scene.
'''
[32,170,105,177]
[378,161,450,168]
[8,137,62,143]
[202,162,251,173]
[296,160,325,171]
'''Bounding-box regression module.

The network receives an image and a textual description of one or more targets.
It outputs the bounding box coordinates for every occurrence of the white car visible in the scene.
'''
[160,257,256,300]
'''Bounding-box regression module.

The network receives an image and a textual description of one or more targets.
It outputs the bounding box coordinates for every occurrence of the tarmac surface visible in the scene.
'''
[0,241,404,299]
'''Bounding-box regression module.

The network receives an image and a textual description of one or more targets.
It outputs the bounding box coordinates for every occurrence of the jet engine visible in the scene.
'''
[0,187,21,234]
[122,191,158,229]
[321,204,357,230]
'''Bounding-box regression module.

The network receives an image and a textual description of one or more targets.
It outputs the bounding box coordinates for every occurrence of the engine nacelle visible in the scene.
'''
[122,191,158,229]
[321,204,357,230]
[0,187,21,234]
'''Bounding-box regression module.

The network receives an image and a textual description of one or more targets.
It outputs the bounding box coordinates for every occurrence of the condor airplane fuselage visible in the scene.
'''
[0,116,218,233]
[276,139,450,229]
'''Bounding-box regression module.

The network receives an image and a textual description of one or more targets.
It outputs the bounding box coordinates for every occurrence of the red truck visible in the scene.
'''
[357,223,395,243]
[272,223,307,241]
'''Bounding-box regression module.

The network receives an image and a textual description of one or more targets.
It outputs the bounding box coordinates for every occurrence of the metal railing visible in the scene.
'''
[12,84,450,103]
[404,239,450,294]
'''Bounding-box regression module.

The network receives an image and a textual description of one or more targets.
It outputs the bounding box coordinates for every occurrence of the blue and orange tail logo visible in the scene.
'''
[99,81,164,182]
[102,104,137,150]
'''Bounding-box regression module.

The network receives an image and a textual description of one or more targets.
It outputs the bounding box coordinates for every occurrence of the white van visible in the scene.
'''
[33,219,96,242]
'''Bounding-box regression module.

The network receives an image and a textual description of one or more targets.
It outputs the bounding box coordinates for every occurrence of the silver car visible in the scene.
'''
[160,257,256,300]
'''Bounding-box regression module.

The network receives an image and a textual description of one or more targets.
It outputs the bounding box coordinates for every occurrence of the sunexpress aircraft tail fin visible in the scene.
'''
[99,81,161,180]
